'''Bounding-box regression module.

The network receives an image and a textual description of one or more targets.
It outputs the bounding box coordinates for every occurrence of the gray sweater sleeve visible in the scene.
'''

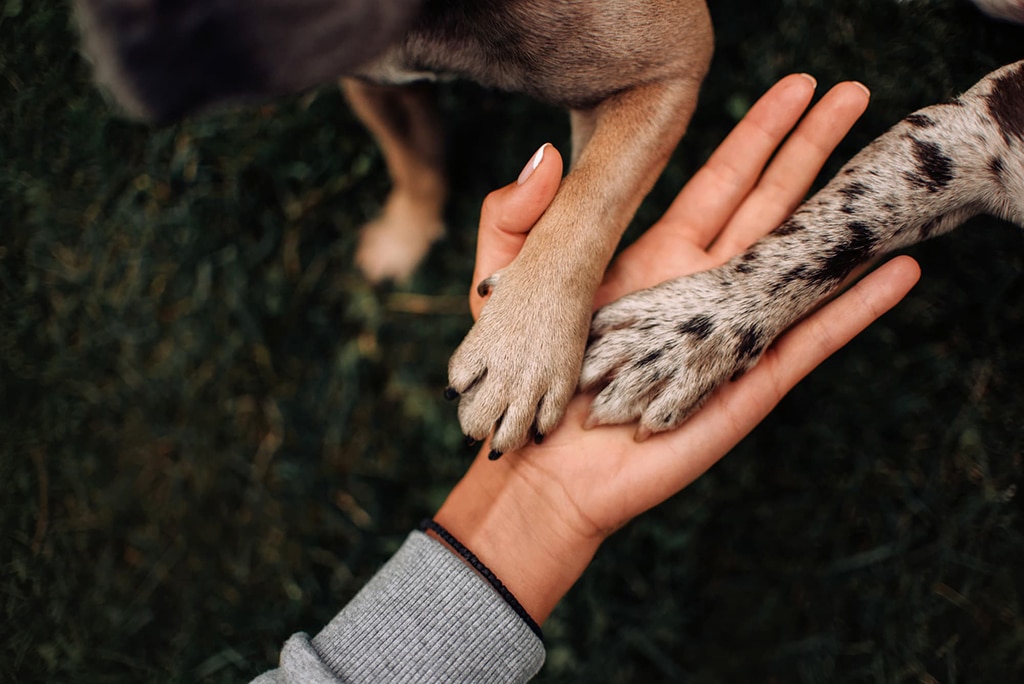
[251,531,546,683]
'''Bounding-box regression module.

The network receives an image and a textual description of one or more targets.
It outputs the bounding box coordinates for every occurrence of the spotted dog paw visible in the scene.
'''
[583,59,1024,438]
[448,265,593,456]
[580,266,779,438]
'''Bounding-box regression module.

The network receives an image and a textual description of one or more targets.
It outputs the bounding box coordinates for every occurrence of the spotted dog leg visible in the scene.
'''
[581,61,1024,437]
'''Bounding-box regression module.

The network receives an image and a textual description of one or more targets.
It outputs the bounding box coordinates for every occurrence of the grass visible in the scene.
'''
[2,0,1023,681]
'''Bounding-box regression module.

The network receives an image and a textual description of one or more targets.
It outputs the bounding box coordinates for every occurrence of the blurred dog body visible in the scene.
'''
[72,0,1024,454]
[74,0,715,453]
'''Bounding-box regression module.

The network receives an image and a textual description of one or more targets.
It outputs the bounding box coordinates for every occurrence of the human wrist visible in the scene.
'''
[433,447,604,625]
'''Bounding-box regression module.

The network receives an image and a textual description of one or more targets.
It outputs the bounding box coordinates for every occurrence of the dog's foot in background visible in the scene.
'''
[448,268,593,455]
[355,192,445,283]
[971,0,1024,22]
[580,267,782,439]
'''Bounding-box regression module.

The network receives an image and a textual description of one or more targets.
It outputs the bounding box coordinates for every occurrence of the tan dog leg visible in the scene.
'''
[449,78,704,455]
[342,79,447,282]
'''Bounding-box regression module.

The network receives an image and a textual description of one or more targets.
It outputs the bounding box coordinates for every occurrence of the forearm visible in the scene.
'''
[434,444,604,625]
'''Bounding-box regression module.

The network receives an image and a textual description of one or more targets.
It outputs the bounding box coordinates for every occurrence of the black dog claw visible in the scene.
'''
[444,386,459,401]
[488,449,503,461]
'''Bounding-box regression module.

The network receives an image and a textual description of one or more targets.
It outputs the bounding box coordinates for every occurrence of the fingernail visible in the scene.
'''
[488,449,503,461]
[517,143,548,185]
[444,387,459,401]
[798,73,817,90]
[851,81,871,98]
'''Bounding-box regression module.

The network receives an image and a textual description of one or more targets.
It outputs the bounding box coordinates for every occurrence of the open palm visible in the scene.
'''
[439,75,921,622]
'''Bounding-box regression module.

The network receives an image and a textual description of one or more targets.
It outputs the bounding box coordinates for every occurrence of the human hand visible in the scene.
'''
[437,74,921,624]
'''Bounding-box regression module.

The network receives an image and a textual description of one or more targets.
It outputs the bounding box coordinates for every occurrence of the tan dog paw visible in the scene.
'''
[448,265,592,456]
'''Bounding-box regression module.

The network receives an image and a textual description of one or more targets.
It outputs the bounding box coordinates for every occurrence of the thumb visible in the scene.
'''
[471,143,563,318]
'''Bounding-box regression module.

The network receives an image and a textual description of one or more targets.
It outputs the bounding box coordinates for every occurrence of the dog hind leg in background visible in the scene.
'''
[73,0,716,455]
[580,60,1024,438]
[342,79,447,283]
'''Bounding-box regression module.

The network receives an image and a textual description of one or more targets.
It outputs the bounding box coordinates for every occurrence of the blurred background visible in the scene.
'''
[2,0,1023,681]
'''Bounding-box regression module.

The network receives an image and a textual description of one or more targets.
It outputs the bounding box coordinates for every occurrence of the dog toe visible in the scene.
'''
[489,397,540,454]
[586,375,647,428]
[456,384,506,442]
[535,383,574,438]
[635,378,714,437]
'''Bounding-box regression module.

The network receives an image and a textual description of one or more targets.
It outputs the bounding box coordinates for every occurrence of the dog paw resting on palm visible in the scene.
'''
[73,1,1023,454]
[73,0,714,454]
[581,61,1024,437]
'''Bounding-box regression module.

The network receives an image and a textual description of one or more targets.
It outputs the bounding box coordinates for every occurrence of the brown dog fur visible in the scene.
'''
[74,0,715,454]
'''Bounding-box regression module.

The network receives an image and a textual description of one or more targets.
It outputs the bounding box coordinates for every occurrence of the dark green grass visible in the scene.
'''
[2,0,1023,681]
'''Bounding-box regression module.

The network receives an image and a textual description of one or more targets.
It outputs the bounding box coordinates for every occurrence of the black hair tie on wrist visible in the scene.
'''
[419,518,544,640]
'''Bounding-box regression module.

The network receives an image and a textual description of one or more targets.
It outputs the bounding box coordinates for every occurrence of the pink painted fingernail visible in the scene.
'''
[517,143,548,185]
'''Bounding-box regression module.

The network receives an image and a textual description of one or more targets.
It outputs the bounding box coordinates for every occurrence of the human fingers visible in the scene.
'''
[596,75,818,304]
[707,81,871,260]
[654,73,819,250]
[471,143,564,318]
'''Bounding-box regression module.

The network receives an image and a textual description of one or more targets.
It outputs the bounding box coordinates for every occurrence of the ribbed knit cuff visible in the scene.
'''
[306,531,545,683]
